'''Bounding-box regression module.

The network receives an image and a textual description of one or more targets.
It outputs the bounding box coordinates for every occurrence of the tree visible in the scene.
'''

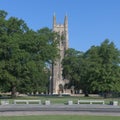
[84,39,120,97]
[62,48,84,93]
[18,28,59,94]
[0,10,59,97]
[0,10,29,97]
[62,40,120,97]
[80,45,102,96]
[62,48,93,96]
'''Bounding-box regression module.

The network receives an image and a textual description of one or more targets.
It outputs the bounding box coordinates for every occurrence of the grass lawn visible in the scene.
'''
[5,95,120,105]
[1,95,120,105]
[0,115,120,120]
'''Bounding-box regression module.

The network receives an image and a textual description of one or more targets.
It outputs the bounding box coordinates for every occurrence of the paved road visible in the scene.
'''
[0,104,120,116]
[0,104,120,112]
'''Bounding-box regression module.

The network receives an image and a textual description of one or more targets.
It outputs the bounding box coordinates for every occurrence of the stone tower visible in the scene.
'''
[51,15,69,94]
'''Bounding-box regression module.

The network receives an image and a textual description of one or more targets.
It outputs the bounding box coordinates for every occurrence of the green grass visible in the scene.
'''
[1,96,101,104]
[14,96,120,104]
[1,95,120,105]
[0,115,120,120]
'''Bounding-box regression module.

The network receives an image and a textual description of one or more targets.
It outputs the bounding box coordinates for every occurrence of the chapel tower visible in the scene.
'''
[51,15,69,94]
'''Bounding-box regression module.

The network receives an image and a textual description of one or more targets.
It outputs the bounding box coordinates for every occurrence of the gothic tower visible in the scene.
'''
[51,15,69,94]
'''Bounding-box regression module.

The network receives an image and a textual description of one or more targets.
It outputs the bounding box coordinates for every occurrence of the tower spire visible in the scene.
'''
[53,13,56,28]
[64,15,68,27]
[64,15,68,49]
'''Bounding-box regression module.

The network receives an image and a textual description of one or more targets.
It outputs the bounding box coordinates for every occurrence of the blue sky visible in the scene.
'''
[0,0,120,52]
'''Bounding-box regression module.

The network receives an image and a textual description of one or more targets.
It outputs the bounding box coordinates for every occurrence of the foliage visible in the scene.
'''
[84,40,120,96]
[62,40,120,96]
[0,10,58,97]
[62,48,84,90]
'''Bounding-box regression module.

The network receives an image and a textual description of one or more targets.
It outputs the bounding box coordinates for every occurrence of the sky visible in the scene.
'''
[0,0,120,52]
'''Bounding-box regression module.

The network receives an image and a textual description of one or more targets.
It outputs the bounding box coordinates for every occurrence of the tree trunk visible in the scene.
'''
[84,90,89,97]
[11,85,16,98]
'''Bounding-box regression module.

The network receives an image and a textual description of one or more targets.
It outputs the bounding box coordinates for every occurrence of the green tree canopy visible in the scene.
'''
[62,48,84,91]
[0,10,58,97]
[62,40,120,97]
[85,40,120,94]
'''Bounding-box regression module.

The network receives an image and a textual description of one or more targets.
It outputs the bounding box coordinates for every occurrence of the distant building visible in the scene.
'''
[50,15,69,94]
